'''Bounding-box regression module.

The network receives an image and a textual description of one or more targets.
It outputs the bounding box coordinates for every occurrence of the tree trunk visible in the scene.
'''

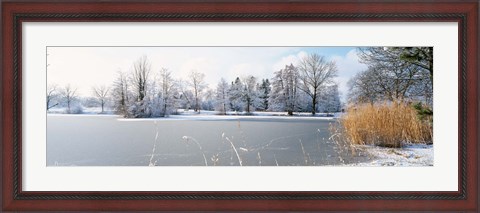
[429,59,433,84]
[120,91,126,115]
[311,95,316,115]
[164,102,167,116]
[139,86,145,101]
[194,89,199,112]
[195,97,199,113]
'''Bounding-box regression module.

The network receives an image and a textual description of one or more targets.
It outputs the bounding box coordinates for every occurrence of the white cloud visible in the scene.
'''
[272,51,307,72]
[178,57,215,86]
[329,49,367,102]
[228,63,253,79]
[330,49,367,77]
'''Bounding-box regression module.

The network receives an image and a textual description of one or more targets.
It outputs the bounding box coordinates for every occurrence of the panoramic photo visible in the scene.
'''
[46,46,433,166]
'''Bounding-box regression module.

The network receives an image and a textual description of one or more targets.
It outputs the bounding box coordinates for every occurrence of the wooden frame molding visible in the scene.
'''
[2,1,478,211]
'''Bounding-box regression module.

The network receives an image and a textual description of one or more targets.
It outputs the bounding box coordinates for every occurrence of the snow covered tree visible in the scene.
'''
[177,79,194,111]
[356,47,432,105]
[47,83,59,111]
[347,68,382,104]
[188,70,206,113]
[132,56,151,102]
[269,64,300,115]
[215,78,230,114]
[399,47,433,84]
[269,70,286,112]
[297,53,338,115]
[157,68,176,117]
[201,89,215,111]
[129,56,152,117]
[256,79,271,111]
[241,75,259,114]
[111,71,130,116]
[81,96,99,108]
[60,84,78,114]
[92,85,110,113]
[282,64,300,115]
[228,77,243,112]
[318,84,341,114]
[399,47,433,106]
[295,91,312,113]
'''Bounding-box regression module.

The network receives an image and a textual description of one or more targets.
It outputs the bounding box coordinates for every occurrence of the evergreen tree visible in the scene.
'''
[228,77,244,112]
[257,79,271,111]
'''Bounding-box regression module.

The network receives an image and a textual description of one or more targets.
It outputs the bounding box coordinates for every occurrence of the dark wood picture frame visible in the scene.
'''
[1,0,478,211]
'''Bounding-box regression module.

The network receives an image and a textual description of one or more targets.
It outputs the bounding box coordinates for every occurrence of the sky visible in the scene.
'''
[47,47,368,102]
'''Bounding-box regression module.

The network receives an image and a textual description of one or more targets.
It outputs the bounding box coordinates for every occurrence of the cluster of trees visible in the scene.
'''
[47,84,111,114]
[47,53,342,117]
[269,55,339,115]
[348,47,433,106]
[47,84,80,114]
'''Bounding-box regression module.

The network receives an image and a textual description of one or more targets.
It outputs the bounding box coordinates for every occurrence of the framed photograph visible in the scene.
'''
[2,0,478,211]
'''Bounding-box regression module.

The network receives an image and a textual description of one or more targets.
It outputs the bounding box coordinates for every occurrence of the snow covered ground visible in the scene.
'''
[48,107,340,118]
[48,107,115,114]
[48,107,340,121]
[172,109,341,117]
[346,143,433,166]
[118,112,338,121]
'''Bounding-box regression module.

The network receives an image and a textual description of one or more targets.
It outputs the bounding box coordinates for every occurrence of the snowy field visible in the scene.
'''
[47,107,340,118]
[118,111,339,121]
[47,107,115,115]
[47,112,433,167]
[347,144,433,166]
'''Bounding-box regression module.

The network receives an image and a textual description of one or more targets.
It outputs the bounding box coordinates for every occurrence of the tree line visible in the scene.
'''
[47,53,341,117]
[348,47,433,106]
[47,48,433,117]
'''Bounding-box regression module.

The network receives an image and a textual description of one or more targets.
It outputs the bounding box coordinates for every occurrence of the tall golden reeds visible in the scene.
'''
[340,101,432,148]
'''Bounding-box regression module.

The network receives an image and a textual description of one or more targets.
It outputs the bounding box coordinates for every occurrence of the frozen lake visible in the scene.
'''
[47,115,370,166]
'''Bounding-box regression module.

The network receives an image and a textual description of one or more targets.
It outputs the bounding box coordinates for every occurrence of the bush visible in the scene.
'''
[413,102,433,122]
[66,105,83,114]
[127,101,152,118]
[340,101,432,148]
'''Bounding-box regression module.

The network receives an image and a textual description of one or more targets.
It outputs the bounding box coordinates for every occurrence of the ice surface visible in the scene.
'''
[47,114,432,167]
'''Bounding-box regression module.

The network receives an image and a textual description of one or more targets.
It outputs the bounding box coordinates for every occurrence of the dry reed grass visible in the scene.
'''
[340,101,432,148]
